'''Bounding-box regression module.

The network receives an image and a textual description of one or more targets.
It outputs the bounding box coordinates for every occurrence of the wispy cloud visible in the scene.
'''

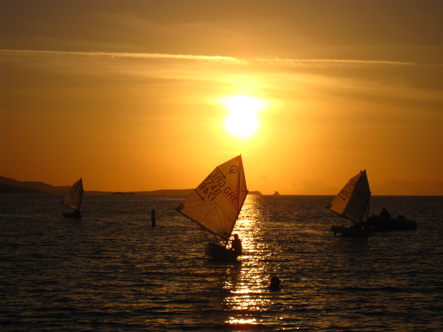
[3,49,441,68]
[256,58,416,67]
[0,49,242,63]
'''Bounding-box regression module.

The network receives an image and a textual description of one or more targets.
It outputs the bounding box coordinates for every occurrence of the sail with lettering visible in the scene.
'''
[177,155,248,239]
[62,178,83,218]
[328,170,372,236]
[176,155,248,260]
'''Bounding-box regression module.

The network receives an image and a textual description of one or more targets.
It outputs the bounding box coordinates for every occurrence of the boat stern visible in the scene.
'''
[205,242,239,261]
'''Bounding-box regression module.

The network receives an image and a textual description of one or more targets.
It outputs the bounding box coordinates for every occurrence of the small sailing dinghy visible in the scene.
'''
[328,170,372,236]
[62,178,84,218]
[176,155,248,261]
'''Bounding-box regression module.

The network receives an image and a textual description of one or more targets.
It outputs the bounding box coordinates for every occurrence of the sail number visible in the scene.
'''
[338,180,356,200]
[198,168,238,204]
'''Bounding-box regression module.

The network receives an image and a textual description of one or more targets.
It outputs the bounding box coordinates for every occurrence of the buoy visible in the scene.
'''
[270,276,280,291]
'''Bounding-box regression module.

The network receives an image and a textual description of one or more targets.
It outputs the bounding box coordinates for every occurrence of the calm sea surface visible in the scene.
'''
[0,194,442,331]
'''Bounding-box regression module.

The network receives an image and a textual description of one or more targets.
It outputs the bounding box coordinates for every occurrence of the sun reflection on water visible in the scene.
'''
[222,195,276,327]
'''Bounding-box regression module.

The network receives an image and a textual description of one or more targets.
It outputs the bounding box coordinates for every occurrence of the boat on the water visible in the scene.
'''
[62,178,83,218]
[204,242,241,261]
[367,215,417,231]
[176,155,248,261]
[328,170,372,237]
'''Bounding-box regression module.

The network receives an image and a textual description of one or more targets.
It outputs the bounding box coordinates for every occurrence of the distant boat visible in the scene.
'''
[62,178,83,218]
[328,170,372,236]
[273,191,280,196]
[176,155,248,261]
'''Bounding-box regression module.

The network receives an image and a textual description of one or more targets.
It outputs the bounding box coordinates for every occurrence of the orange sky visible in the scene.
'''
[1,1,442,195]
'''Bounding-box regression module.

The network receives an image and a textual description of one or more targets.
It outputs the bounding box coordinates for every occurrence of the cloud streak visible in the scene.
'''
[257,58,417,67]
[3,49,441,68]
[0,49,241,63]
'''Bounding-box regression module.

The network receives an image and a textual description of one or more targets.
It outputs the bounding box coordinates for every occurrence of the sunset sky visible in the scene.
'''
[1,0,442,195]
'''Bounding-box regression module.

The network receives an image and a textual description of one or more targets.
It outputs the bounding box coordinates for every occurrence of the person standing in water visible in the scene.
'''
[231,234,242,255]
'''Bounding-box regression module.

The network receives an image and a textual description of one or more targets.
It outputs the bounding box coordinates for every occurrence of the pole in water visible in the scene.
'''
[151,209,156,227]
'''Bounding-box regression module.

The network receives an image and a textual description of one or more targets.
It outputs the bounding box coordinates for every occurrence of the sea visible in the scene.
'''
[0,194,442,331]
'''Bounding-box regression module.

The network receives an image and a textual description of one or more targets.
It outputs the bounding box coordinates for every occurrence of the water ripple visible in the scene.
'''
[0,194,442,331]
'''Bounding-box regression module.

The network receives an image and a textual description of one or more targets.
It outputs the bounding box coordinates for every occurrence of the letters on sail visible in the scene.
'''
[176,155,248,240]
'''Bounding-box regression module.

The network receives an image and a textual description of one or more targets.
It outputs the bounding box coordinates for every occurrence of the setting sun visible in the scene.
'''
[1,2,443,196]
[223,96,263,137]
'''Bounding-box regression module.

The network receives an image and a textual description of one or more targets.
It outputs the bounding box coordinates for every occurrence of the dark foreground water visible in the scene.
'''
[0,194,442,331]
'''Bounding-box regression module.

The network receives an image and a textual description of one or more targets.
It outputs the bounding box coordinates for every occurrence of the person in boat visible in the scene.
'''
[380,208,391,219]
[231,234,242,255]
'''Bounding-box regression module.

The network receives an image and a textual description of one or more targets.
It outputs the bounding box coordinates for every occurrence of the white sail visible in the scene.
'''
[328,170,371,224]
[176,155,248,240]
[63,178,84,210]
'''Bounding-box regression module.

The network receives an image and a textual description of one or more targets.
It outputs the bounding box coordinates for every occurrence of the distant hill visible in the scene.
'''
[0,176,71,194]
[0,176,264,196]
[114,190,263,196]
[116,189,194,196]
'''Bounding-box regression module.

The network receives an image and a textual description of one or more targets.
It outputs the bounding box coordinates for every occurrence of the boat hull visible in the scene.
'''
[205,242,239,261]
[367,215,417,231]
[62,211,81,219]
[331,225,372,237]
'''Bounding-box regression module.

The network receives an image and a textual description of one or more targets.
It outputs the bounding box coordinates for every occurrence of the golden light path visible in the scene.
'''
[222,195,282,327]
[222,96,264,138]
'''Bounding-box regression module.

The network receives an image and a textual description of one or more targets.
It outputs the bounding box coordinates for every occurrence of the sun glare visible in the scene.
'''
[223,96,262,137]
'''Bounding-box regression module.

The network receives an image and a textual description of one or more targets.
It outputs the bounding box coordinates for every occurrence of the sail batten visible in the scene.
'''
[176,155,248,240]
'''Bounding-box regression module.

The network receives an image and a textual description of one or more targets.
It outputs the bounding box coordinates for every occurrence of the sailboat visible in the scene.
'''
[62,178,84,218]
[176,155,248,261]
[328,170,372,236]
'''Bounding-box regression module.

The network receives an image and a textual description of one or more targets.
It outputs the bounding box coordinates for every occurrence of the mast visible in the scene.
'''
[224,155,248,239]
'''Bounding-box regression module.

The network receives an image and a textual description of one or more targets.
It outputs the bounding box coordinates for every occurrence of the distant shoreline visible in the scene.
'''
[0,177,265,196]
[1,176,442,196]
